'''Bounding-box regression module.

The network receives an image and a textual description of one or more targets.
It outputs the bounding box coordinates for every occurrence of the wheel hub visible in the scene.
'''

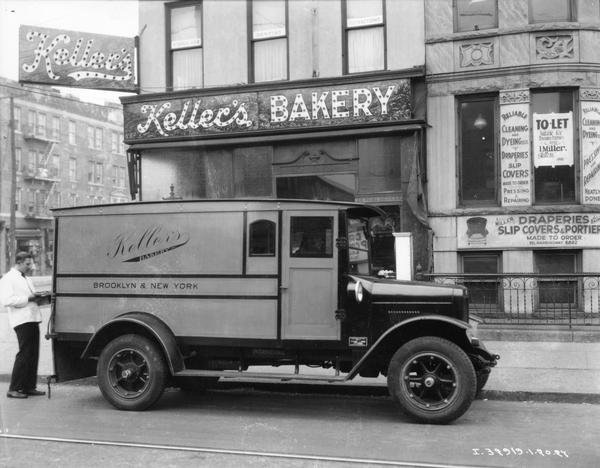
[423,375,436,388]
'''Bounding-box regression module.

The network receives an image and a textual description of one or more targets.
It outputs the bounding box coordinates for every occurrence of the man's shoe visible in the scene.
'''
[6,390,28,399]
[24,389,45,396]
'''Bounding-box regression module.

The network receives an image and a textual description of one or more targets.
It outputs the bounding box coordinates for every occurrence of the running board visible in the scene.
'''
[174,369,348,383]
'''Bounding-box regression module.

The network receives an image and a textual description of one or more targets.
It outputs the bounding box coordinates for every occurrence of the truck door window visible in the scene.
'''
[249,220,276,256]
[290,217,333,258]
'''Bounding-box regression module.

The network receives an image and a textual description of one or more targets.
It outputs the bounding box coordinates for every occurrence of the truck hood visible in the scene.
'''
[349,275,467,303]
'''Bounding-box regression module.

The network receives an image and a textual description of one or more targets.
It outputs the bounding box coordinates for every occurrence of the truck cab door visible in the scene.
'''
[281,211,340,340]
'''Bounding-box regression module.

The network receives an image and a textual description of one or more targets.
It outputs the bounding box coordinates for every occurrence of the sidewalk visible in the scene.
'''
[1,297,598,402]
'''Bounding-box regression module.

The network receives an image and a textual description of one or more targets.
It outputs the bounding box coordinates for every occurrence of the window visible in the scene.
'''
[14,106,21,131]
[15,148,22,172]
[344,0,385,74]
[69,158,77,181]
[454,0,497,32]
[68,121,76,145]
[530,0,574,23]
[535,250,578,311]
[111,131,119,153]
[28,150,36,172]
[89,161,104,184]
[51,155,60,178]
[37,113,46,137]
[168,2,203,90]
[94,127,103,150]
[532,89,576,204]
[16,187,22,212]
[28,110,35,133]
[249,220,276,256]
[113,166,126,188]
[290,216,333,258]
[87,126,95,148]
[52,116,61,140]
[69,193,78,207]
[251,0,288,82]
[461,252,501,313]
[458,95,497,205]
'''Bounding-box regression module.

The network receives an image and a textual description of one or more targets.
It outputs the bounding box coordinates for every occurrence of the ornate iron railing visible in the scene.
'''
[419,273,600,326]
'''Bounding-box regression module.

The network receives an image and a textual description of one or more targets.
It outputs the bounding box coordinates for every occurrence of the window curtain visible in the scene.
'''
[254,38,287,82]
[173,49,203,90]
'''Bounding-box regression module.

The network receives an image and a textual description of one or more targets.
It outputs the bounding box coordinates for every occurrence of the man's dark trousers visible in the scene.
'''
[9,322,40,392]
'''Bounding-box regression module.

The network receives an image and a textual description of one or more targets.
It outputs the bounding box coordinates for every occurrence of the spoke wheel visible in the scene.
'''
[98,334,167,411]
[387,337,476,424]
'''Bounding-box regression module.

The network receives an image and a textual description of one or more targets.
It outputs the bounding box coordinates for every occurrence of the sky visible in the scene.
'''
[0,0,139,104]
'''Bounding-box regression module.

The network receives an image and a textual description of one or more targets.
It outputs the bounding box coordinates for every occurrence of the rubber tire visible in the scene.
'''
[387,336,477,424]
[97,334,167,411]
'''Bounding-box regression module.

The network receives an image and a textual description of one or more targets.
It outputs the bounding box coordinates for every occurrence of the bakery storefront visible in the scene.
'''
[121,71,429,274]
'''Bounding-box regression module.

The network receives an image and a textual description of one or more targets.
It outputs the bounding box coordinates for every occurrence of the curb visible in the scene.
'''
[3,374,596,405]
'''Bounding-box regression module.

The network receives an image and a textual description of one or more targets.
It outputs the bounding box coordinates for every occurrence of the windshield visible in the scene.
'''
[348,216,396,276]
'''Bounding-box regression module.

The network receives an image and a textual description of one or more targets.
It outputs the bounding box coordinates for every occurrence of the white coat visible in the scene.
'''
[0,268,41,329]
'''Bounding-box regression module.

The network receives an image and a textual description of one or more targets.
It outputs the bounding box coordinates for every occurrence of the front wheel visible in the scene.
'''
[97,334,167,411]
[387,336,476,424]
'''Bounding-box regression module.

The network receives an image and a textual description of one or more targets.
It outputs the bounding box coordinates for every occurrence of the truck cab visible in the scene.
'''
[50,199,497,424]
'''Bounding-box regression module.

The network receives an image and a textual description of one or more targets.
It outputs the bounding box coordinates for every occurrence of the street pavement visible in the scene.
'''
[0,380,599,468]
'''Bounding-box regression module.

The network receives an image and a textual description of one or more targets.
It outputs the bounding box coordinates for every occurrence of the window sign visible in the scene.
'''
[581,100,600,204]
[500,94,531,206]
[533,112,573,167]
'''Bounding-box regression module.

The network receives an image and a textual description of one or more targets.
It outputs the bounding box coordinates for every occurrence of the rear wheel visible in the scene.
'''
[387,336,476,424]
[97,334,167,411]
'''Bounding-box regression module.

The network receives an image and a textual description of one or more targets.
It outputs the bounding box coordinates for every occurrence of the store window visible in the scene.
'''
[458,95,497,205]
[168,2,203,90]
[249,220,276,256]
[251,0,288,82]
[277,174,356,201]
[532,89,576,204]
[461,252,501,313]
[290,217,333,258]
[454,0,497,32]
[534,250,579,311]
[530,0,574,23]
[344,0,385,74]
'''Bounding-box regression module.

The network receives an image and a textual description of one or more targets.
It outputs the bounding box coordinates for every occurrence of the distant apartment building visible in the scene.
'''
[0,77,128,274]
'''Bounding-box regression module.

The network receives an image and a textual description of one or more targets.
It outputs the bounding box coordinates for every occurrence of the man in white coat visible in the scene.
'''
[0,251,49,398]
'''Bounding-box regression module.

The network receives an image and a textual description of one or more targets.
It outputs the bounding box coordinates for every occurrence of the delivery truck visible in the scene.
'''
[48,199,497,424]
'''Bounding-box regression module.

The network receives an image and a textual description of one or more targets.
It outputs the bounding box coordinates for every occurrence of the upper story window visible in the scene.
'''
[68,120,76,145]
[69,158,77,181]
[458,95,498,206]
[52,116,60,140]
[14,106,21,131]
[344,0,385,74]
[95,127,103,150]
[454,0,497,32]
[37,113,46,137]
[168,2,203,90]
[530,0,575,23]
[28,110,35,132]
[532,89,576,204]
[251,0,288,82]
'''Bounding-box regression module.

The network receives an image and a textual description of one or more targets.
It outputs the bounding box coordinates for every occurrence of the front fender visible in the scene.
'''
[81,311,184,374]
[346,315,473,380]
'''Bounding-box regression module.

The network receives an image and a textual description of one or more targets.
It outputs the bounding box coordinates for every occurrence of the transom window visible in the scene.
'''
[344,0,385,74]
[458,95,498,206]
[168,2,203,90]
[454,0,498,32]
[251,0,288,82]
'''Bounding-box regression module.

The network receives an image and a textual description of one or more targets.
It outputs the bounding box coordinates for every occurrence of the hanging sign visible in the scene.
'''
[581,102,600,204]
[19,25,137,91]
[500,103,531,206]
[458,213,600,249]
[532,112,573,167]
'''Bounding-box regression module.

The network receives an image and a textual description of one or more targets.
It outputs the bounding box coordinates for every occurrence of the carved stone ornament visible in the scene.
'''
[459,42,494,67]
[536,35,574,60]
[580,88,600,102]
[500,89,530,105]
